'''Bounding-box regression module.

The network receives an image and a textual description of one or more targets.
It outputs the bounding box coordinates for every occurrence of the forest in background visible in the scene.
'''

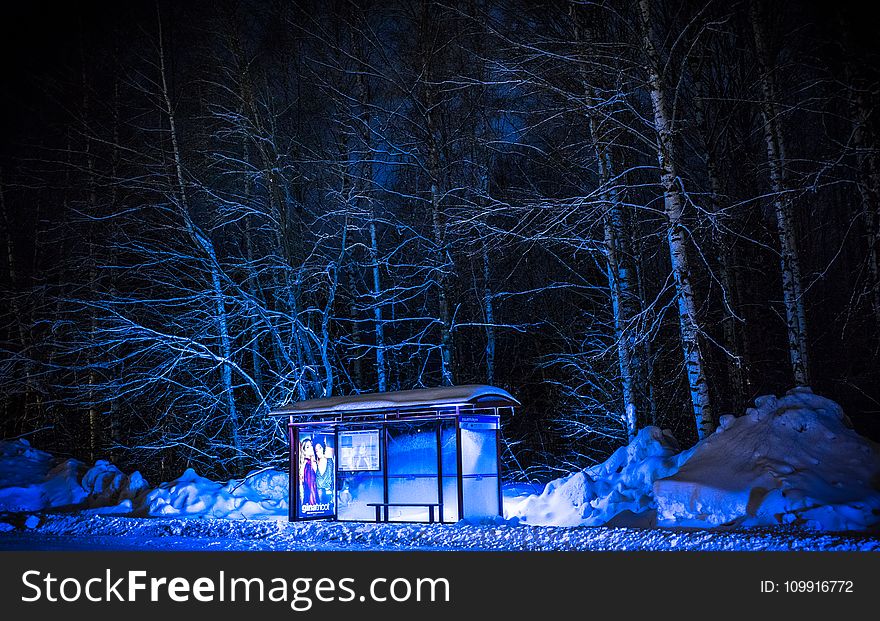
[1,0,878,482]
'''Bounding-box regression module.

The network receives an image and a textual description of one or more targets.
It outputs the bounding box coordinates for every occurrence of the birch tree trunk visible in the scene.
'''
[353,56,388,391]
[475,156,496,386]
[430,156,454,387]
[570,4,641,439]
[750,0,810,386]
[638,0,714,439]
[635,227,658,426]
[421,8,454,386]
[599,153,638,440]
[319,221,347,397]
[346,263,364,390]
[482,239,496,386]
[242,141,265,399]
[369,216,388,391]
[469,0,497,388]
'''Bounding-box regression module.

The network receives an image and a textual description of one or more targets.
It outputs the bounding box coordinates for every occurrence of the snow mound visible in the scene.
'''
[82,460,150,509]
[508,388,880,531]
[507,426,690,526]
[654,387,880,530]
[0,438,287,519]
[0,440,148,513]
[138,468,287,519]
[0,440,61,512]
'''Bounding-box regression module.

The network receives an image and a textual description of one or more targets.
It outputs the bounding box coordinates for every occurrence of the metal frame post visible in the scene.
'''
[381,421,389,522]
[495,409,503,517]
[289,421,299,521]
[436,418,444,523]
[332,426,340,521]
[455,406,464,521]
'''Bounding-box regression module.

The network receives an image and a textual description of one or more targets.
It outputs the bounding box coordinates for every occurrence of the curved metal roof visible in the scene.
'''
[268,384,519,417]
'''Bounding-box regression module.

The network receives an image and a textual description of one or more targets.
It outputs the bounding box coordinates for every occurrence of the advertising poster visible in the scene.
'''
[339,429,381,471]
[297,431,336,519]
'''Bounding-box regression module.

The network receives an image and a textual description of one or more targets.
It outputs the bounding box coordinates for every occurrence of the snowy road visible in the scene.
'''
[2,514,879,551]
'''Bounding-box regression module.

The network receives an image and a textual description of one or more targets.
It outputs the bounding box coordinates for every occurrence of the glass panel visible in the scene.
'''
[442,476,458,522]
[336,423,385,521]
[462,476,499,519]
[387,422,439,475]
[386,422,439,522]
[338,429,381,471]
[440,419,458,522]
[337,471,384,521]
[441,419,457,475]
[460,426,500,519]
[460,426,498,477]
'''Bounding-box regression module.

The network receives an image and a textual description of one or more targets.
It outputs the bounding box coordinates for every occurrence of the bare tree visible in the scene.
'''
[749,0,810,386]
[638,0,714,439]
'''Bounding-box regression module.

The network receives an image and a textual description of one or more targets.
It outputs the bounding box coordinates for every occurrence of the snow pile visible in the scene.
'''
[510,388,880,531]
[140,468,287,519]
[507,426,690,526]
[80,460,150,513]
[0,440,57,512]
[0,440,149,513]
[0,438,286,519]
[654,387,880,530]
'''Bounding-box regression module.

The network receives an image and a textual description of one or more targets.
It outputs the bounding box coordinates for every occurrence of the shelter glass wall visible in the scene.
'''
[386,421,439,522]
[336,424,385,521]
[460,425,500,519]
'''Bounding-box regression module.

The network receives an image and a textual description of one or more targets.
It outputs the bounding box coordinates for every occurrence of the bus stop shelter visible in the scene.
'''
[269,385,519,523]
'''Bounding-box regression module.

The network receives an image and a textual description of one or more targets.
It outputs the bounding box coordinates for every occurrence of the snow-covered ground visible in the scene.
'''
[3,513,879,551]
[1,387,879,551]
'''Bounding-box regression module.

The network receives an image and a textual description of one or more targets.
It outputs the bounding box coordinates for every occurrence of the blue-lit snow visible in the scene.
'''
[510,388,880,531]
[1,388,880,550]
[2,512,879,551]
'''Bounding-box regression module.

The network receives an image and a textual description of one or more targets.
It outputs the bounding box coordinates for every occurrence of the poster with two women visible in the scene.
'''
[297,431,336,519]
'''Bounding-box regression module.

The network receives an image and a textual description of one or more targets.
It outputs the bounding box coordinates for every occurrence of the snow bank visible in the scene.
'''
[0,441,147,513]
[654,387,880,530]
[141,468,287,519]
[507,426,691,527]
[0,440,58,512]
[0,439,286,519]
[510,388,880,531]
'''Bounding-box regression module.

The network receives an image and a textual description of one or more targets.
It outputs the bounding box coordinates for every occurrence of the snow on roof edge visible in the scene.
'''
[268,384,519,416]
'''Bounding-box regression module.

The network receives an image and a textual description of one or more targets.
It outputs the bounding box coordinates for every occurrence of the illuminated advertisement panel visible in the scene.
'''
[338,429,381,471]
[297,431,336,519]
